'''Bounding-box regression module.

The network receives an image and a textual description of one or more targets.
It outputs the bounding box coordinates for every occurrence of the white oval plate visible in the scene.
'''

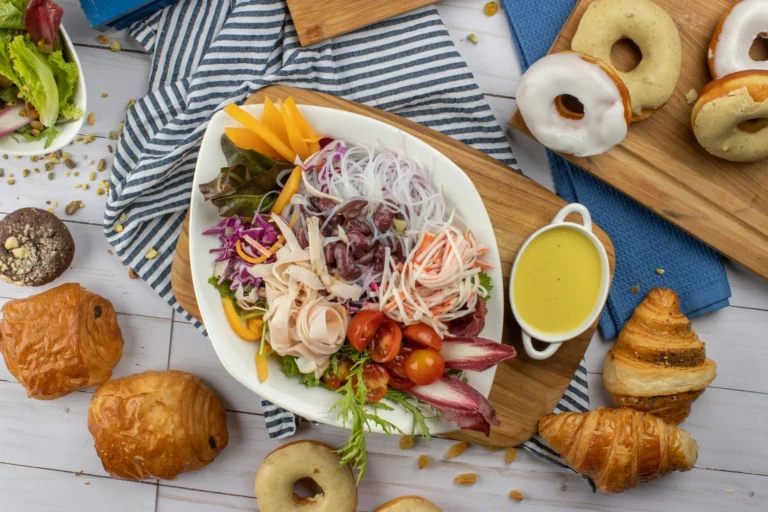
[0,26,87,156]
[190,104,504,435]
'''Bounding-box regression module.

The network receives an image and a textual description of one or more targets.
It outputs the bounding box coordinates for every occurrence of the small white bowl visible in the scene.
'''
[0,26,87,156]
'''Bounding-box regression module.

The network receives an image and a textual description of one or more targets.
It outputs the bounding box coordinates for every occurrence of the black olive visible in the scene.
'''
[94,305,102,318]
[208,436,217,449]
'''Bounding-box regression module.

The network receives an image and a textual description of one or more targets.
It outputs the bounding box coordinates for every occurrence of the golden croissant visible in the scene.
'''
[538,408,698,493]
[603,288,716,424]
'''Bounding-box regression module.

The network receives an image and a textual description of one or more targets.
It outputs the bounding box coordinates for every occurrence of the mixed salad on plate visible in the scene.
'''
[0,0,82,147]
[201,98,516,480]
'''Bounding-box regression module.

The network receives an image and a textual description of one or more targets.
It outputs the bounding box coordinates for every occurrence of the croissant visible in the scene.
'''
[603,288,717,424]
[538,408,698,493]
[88,370,229,480]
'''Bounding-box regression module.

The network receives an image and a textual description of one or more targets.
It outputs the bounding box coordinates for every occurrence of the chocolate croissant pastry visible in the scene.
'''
[0,283,123,399]
[88,370,229,480]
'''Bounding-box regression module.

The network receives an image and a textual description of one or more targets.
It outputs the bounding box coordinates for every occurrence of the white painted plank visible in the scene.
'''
[0,463,156,512]
[0,217,172,319]
[157,486,256,512]
[169,321,263,415]
[584,305,768,394]
[725,261,768,311]
[0,304,171,385]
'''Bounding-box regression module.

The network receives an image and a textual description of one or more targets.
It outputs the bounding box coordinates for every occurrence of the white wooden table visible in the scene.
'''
[2,1,767,510]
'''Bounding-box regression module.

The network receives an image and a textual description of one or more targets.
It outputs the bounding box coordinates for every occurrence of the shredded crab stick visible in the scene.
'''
[378,221,491,337]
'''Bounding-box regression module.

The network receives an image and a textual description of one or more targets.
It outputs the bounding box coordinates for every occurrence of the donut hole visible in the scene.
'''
[554,94,585,120]
[610,38,643,72]
[293,477,324,504]
[750,35,768,62]
[737,118,768,134]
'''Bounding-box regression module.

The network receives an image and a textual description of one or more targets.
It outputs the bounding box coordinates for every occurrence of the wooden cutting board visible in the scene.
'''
[171,85,615,447]
[286,0,435,47]
[510,0,768,280]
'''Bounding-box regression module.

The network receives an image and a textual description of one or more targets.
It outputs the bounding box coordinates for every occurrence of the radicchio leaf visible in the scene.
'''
[409,376,499,436]
[23,0,63,47]
[441,337,516,372]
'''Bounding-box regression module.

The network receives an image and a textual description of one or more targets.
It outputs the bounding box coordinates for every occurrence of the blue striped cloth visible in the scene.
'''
[105,0,588,466]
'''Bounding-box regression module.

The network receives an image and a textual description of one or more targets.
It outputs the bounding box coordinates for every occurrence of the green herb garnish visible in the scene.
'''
[384,389,431,438]
[477,271,493,299]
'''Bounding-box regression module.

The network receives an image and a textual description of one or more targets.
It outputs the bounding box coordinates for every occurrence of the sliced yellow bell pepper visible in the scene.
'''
[280,103,311,161]
[247,317,264,338]
[222,297,261,341]
[263,97,290,147]
[271,166,302,215]
[256,342,271,383]
[224,104,296,162]
[224,127,281,159]
[285,97,321,155]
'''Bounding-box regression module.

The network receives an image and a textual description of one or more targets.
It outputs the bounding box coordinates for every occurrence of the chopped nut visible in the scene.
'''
[6,178,14,185]
[48,172,54,180]
[128,268,139,279]
[50,156,59,164]
[30,120,44,131]
[107,249,113,255]
[101,180,110,189]
[107,145,113,154]
[11,247,28,258]
[31,128,40,136]
[110,40,122,52]
[484,1,499,16]
[30,155,39,162]
[98,159,107,171]
[64,172,71,177]
[399,435,415,450]
[467,33,479,44]
[685,89,698,105]
[109,130,118,140]
[629,285,640,294]
[96,35,110,45]
[656,268,665,275]
[76,136,83,142]
[96,188,105,195]
[4,236,18,249]
[52,201,58,207]
[22,169,29,177]
[44,162,52,171]
[417,454,430,469]
[127,99,136,108]
[62,152,71,161]
[101,92,108,98]
[145,248,158,259]
[453,473,477,486]
[87,112,95,124]
[89,172,96,181]
[89,160,95,165]
[446,442,467,460]
[33,168,39,173]
[117,121,124,134]
[0,169,4,177]
[84,135,95,144]
[509,490,524,502]
[74,171,80,177]
[64,159,76,169]
[119,213,127,222]
[65,200,83,215]
[504,447,517,464]
[114,223,124,233]
[47,207,54,213]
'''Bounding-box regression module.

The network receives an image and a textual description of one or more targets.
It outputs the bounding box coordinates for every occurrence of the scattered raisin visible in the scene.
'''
[399,435,415,450]
[446,442,467,460]
[453,473,477,486]
[417,454,430,469]
[505,447,517,464]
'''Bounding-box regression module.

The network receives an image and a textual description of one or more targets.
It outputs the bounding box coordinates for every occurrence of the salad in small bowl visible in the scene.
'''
[0,0,85,155]
[189,96,513,480]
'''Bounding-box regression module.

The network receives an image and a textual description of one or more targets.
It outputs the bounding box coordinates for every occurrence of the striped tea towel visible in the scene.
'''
[106,0,588,465]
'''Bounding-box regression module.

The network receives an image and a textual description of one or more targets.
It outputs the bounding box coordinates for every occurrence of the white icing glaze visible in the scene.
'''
[516,53,628,157]
[713,0,768,78]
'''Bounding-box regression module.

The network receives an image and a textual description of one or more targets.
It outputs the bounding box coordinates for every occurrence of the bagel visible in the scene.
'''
[255,440,357,512]
[374,496,442,512]
[708,0,768,79]
[691,70,768,163]
[516,51,631,157]
[571,0,681,121]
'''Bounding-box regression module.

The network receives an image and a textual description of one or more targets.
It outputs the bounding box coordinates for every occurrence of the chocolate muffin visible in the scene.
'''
[0,208,75,286]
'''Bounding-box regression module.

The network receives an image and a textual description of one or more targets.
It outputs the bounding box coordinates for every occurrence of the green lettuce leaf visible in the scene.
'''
[0,85,17,102]
[8,35,58,126]
[0,31,19,88]
[16,122,57,148]
[48,49,81,119]
[0,1,27,30]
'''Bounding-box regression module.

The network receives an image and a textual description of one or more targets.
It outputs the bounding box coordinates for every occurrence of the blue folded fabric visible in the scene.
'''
[79,0,178,30]
[501,0,731,338]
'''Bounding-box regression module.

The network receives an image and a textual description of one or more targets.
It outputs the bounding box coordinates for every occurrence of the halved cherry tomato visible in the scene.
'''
[323,357,353,390]
[347,310,384,352]
[405,348,445,386]
[370,318,402,363]
[383,345,413,380]
[361,363,389,402]
[388,374,415,391]
[403,323,442,351]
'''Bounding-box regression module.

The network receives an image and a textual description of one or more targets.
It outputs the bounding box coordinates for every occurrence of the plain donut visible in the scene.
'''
[255,440,357,512]
[571,0,681,121]
[375,496,442,512]
[708,0,768,79]
[516,51,632,157]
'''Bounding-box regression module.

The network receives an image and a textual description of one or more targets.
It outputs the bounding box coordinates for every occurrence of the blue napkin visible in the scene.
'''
[79,0,178,30]
[501,0,731,339]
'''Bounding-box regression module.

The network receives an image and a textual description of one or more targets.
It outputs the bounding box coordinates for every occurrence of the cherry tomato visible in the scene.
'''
[403,323,442,351]
[405,348,445,386]
[383,345,413,380]
[347,310,384,352]
[361,363,389,402]
[323,357,353,390]
[388,374,415,391]
[370,318,402,363]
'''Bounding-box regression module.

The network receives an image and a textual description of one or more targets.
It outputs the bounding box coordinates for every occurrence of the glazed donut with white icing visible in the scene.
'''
[375,496,442,512]
[516,51,632,157]
[255,440,357,512]
[691,70,768,162]
[571,0,681,121]
[709,0,768,79]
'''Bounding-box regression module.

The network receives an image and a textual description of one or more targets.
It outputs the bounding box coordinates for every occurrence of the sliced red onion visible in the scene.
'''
[0,104,31,139]
[441,337,516,372]
[408,376,499,436]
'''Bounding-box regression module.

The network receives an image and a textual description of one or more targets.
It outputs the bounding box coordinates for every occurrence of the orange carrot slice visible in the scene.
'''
[225,127,281,159]
[224,104,295,162]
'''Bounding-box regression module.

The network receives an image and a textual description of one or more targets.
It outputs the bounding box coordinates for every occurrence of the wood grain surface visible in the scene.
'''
[510,0,768,280]
[286,0,436,46]
[171,85,616,447]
